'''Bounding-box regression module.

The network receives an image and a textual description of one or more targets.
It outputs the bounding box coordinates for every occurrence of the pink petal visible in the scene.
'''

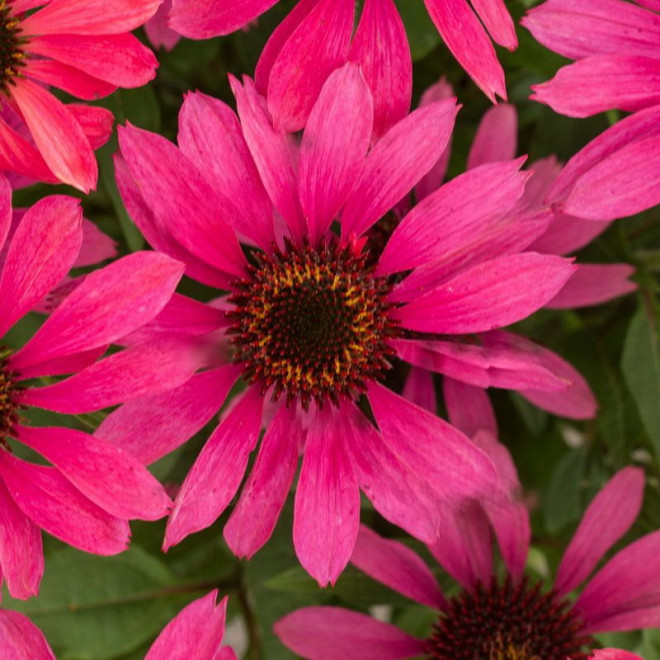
[294,406,360,586]
[555,467,646,596]
[146,591,228,660]
[264,0,354,132]
[299,64,373,242]
[341,99,459,238]
[67,104,114,149]
[178,91,274,249]
[20,338,203,413]
[144,0,180,51]
[591,652,644,660]
[164,387,264,549]
[76,218,117,267]
[170,0,278,37]
[467,104,517,169]
[394,253,575,334]
[0,115,58,184]
[25,60,116,100]
[224,404,300,559]
[529,212,611,256]
[576,531,660,632]
[470,0,518,49]
[0,610,55,660]
[0,453,130,555]
[378,158,529,275]
[0,479,43,600]
[351,525,446,609]
[349,0,412,140]
[423,0,507,101]
[0,175,10,252]
[275,607,426,660]
[402,366,436,413]
[28,34,158,88]
[10,79,96,192]
[443,377,497,438]
[0,195,82,338]
[17,425,172,521]
[583,607,660,634]
[229,75,306,241]
[95,365,240,465]
[117,125,247,279]
[547,263,636,308]
[532,55,660,117]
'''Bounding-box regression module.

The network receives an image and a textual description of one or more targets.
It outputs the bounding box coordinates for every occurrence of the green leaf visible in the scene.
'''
[640,628,660,660]
[542,447,586,534]
[622,302,660,457]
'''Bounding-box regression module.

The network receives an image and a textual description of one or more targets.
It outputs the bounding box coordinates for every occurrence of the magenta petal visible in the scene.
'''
[11,251,184,376]
[25,60,116,100]
[424,0,506,101]
[10,79,96,192]
[530,212,611,256]
[170,0,278,37]
[0,453,130,555]
[67,104,114,150]
[341,99,459,238]
[349,0,412,140]
[294,406,359,586]
[96,365,239,465]
[443,377,497,438]
[0,610,55,660]
[576,531,660,632]
[555,467,645,596]
[0,175,10,251]
[275,606,425,660]
[165,387,264,549]
[0,115,58,184]
[470,0,517,49]
[351,525,446,609]
[394,254,575,334]
[299,64,373,242]
[75,218,116,267]
[467,104,517,170]
[17,425,172,521]
[402,366,436,413]
[224,404,300,559]
[265,0,354,132]
[0,479,43,600]
[0,195,82,338]
[146,591,228,660]
[591,652,644,660]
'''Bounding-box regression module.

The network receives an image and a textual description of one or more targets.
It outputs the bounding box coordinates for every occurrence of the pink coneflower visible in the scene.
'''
[168,0,514,132]
[0,174,193,601]
[0,0,161,191]
[522,0,660,118]
[0,590,237,659]
[275,457,659,659]
[108,63,576,585]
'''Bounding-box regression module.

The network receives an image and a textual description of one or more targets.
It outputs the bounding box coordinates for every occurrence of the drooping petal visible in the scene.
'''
[0,453,130,555]
[24,60,116,100]
[470,0,517,49]
[76,218,116,267]
[402,366,436,413]
[546,264,636,308]
[293,405,360,586]
[0,175,10,252]
[341,99,459,238]
[275,607,426,660]
[146,591,228,660]
[0,610,55,660]
[555,467,646,596]
[95,365,240,465]
[298,64,373,242]
[164,387,264,549]
[351,525,446,609]
[467,104,517,169]
[590,652,645,660]
[144,0,179,51]
[0,115,58,184]
[66,104,114,149]
[349,0,412,140]
[10,252,184,376]
[16,425,172,521]
[224,403,301,559]
[0,195,82,338]
[529,212,611,256]
[443,377,497,438]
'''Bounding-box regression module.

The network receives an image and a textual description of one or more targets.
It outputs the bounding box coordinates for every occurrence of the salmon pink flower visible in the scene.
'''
[107,63,576,585]
[523,0,660,118]
[0,0,161,192]
[275,453,659,659]
[0,175,191,601]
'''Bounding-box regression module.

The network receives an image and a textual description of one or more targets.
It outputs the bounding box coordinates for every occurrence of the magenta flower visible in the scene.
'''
[168,0,515,132]
[107,63,576,585]
[275,459,659,659]
[0,175,191,601]
[0,0,161,192]
[145,0,180,51]
[523,0,660,118]
[0,590,237,659]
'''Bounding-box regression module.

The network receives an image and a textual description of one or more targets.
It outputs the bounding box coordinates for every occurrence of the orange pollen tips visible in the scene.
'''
[0,356,20,441]
[228,239,399,408]
[0,0,25,94]
[426,576,594,660]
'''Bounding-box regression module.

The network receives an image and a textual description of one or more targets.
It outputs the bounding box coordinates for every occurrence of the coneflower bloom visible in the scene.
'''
[108,63,575,585]
[0,174,193,601]
[168,0,514,132]
[275,454,659,658]
[523,0,660,118]
[0,590,237,659]
[0,0,161,191]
